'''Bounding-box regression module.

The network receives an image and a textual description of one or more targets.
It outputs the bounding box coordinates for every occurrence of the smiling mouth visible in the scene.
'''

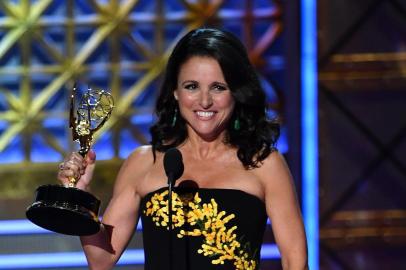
[195,111,216,119]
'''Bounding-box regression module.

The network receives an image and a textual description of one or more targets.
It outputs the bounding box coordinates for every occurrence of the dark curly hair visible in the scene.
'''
[150,28,279,169]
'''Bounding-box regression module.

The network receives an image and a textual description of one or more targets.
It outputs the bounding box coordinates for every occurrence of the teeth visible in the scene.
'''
[196,111,214,117]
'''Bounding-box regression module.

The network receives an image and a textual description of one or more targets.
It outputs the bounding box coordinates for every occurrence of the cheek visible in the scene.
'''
[217,95,235,111]
[177,94,196,109]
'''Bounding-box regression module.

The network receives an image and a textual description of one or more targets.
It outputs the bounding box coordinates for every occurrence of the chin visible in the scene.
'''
[194,127,226,141]
[187,120,229,140]
[198,134,220,142]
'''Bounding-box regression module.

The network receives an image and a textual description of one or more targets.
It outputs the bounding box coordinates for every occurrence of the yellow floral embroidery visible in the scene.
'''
[145,190,185,228]
[144,190,258,270]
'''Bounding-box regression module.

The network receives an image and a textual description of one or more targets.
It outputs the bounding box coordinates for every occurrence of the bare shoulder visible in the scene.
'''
[113,145,155,194]
[256,150,290,175]
[254,150,294,189]
[126,145,155,166]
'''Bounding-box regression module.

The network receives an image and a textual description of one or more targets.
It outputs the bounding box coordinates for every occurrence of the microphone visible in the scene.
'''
[163,148,183,270]
[164,148,184,186]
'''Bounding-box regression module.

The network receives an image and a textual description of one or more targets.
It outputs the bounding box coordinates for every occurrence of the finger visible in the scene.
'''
[57,158,82,186]
[63,160,83,178]
[82,150,96,167]
[86,150,96,164]
[65,153,83,165]
[57,170,71,186]
[57,169,68,180]
[64,160,81,172]
[60,168,81,181]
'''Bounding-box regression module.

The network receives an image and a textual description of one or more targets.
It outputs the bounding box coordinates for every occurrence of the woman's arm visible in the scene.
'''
[80,187,140,269]
[256,151,308,270]
[58,146,153,270]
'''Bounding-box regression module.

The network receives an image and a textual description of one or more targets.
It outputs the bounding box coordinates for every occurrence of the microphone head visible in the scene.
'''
[163,148,184,185]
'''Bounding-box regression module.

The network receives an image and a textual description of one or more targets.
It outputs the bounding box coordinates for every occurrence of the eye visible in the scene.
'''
[212,83,227,91]
[184,83,198,90]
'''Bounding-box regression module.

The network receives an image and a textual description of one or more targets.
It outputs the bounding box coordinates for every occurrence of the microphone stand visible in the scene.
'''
[168,175,174,270]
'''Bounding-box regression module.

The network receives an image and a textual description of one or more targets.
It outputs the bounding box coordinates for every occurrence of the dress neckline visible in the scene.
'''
[142,186,265,204]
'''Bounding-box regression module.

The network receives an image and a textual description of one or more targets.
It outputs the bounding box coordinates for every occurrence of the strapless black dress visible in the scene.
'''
[140,187,267,270]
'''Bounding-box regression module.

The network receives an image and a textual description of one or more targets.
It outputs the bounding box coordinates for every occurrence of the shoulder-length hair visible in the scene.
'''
[150,28,279,169]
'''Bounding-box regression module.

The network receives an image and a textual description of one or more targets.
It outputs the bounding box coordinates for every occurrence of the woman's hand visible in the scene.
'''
[57,150,96,191]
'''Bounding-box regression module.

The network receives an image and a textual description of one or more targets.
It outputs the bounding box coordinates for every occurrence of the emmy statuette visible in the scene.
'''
[26,85,114,236]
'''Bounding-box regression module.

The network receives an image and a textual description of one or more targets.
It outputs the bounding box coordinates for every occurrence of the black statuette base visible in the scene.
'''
[26,185,101,236]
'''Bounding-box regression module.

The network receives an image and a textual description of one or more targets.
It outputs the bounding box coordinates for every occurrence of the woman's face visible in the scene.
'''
[174,56,235,141]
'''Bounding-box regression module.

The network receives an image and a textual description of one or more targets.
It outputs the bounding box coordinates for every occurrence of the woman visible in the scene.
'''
[58,28,308,270]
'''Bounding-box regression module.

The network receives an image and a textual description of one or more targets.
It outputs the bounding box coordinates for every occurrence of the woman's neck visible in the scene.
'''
[181,130,231,160]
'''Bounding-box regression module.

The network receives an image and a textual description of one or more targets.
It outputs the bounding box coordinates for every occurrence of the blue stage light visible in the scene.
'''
[0,250,145,269]
[0,245,279,268]
[0,219,142,235]
[301,0,319,269]
[0,219,279,268]
[260,244,281,259]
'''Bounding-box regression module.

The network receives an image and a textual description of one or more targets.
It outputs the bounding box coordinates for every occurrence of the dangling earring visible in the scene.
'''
[233,118,240,130]
[171,108,177,127]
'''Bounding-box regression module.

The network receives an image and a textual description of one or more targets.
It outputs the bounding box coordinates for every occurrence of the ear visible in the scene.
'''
[173,90,178,100]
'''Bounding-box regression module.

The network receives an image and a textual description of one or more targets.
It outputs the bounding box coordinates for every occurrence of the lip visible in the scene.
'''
[194,110,216,120]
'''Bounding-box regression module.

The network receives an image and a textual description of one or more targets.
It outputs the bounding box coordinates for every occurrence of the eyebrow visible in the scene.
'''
[181,80,198,86]
[180,80,228,87]
[210,81,228,87]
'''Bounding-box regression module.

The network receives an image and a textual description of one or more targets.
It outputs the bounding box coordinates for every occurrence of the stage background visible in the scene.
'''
[0,0,405,269]
[317,0,406,269]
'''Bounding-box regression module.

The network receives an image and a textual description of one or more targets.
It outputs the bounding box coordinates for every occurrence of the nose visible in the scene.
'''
[199,90,213,109]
